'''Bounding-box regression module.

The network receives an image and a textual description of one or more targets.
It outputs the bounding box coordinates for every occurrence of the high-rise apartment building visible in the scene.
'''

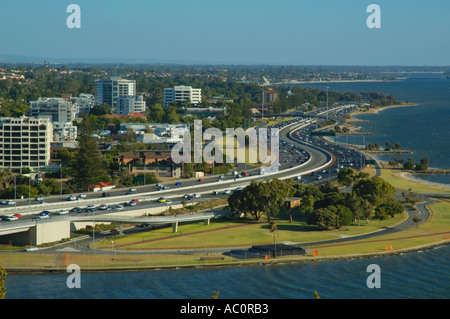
[117,95,146,116]
[29,97,74,123]
[95,76,136,107]
[71,93,95,117]
[163,85,201,108]
[0,117,53,172]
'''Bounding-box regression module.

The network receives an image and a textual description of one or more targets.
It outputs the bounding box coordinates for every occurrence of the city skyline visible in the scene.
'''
[0,0,449,66]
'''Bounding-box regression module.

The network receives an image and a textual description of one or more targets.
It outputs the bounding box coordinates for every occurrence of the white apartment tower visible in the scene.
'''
[95,76,136,108]
[163,85,202,108]
[0,117,53,172]
[117,95,146,116]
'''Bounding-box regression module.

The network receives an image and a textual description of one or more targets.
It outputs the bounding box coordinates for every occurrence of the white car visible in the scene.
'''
[98,204,109,210]
[129,188,136,192]
[115,205,124,211]
[78,194,87,198]
[67,195,77,201]
[37,214,49,219]
[26,246,38,252]
[57,210,69,215]
[5,215,18,221]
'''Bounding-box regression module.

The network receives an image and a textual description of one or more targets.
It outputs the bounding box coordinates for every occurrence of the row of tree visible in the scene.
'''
[228,168,404,230]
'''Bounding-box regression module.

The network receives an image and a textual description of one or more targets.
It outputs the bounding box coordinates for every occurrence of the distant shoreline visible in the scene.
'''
[264,79,398,86]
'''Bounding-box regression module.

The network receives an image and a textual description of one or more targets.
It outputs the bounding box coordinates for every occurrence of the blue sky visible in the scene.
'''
[0,0,449,65]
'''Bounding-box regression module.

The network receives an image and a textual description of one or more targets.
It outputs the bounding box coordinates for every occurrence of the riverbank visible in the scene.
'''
[4,240,448,274]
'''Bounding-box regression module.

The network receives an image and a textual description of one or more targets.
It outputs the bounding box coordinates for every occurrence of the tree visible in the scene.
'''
[360,199,374,224]
[415,158,430,171]
[403,157,415,170]
[352,177,396,207]
[69,117,109,191]
[412,216,422,228]
[374,205,388,226]
[90,103,111,116]
[308,207,338,230]
[269,221,277,257]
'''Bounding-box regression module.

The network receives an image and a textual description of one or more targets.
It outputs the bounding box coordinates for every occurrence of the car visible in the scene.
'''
[78,194,87,198]
[56,210,69,215]
[97,204,109,210]
[131,199,139,203]
[37,214,49,219]
[175,182,182,186]
[166,199,173,204]
[34,197,44,201]
[66,195,77,201]
[39,211,51,216]
[86,205,95,210]
[70,207,82,213]
[102,192,110,197]
[157,197,167,203]
[211,191,218,195]
[234,187,243,192]
[129,188,136,192]
[5,200,15,205]
[198,178,205,182]
[26,246,39,252]
[222,190,232,195]
[182,194,191,199]
[192,194,201,199]
[128,201,137,206]
[137,223,150,228]
[4,215,18,221]
[13,213,22,219]
[115,205,124,211]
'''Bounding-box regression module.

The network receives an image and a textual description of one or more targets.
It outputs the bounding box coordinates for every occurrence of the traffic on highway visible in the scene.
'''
[0,104,367,229]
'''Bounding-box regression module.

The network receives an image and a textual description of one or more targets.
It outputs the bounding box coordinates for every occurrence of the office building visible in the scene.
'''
[163,85,201,108]
[0,117,53,172]
[95,76,136,107]
[29,97,74,123]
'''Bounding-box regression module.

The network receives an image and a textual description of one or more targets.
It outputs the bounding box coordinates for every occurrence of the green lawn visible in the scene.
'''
[95,210,407,251]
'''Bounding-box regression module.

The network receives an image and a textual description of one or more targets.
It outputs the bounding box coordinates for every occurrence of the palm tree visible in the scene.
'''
[269,221,277,257]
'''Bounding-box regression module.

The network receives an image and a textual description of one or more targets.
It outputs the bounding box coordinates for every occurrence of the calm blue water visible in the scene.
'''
[4,78,450,299]
[5,245,449,299]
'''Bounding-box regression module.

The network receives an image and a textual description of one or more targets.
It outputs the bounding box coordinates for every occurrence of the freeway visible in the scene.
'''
[0,105,363,233]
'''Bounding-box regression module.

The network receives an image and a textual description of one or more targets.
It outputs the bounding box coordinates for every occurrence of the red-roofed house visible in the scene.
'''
[88,181,116,192]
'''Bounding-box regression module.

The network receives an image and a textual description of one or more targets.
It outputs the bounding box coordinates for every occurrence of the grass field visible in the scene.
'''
[379,166,450,195]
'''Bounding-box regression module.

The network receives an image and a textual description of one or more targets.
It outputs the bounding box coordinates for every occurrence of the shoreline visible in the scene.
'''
[263,79,399,86]
[5,241,448,274]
